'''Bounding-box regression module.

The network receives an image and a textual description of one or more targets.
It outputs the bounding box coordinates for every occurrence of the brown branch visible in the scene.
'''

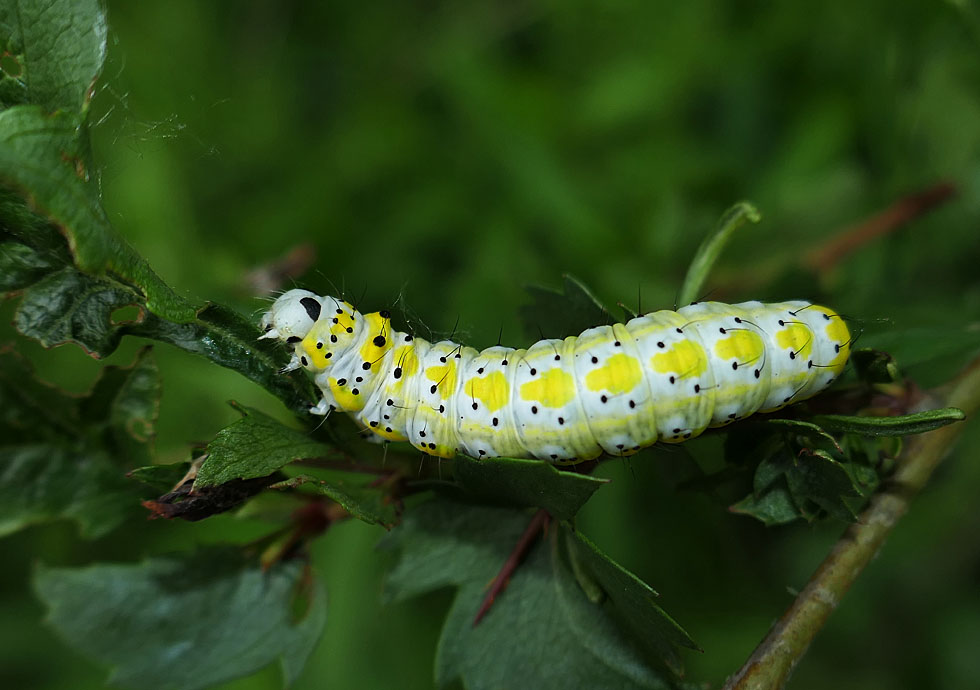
[474,508,551,626]
[723,355,980,690]
[804,181,957,274]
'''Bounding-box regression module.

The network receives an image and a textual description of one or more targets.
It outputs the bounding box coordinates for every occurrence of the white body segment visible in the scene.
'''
[263,296,851,462]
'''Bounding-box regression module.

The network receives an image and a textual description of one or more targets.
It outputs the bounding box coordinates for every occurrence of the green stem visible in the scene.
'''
[723,356,980,690]
[677,201,761,307]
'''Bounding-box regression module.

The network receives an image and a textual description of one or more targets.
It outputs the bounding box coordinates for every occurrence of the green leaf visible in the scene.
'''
[382,498,694,689]
[0,443,140,538]
[0,105,195,322]
[14,266,142,357]
[849,348,903,385]
[132,303,319,415]
[812,407,966,437]
[730,480,801,526]
[80,346,161,466]
[12,265,316,413]
[451,454,608,521]
[677,201,761,306]
[126,462,191,494]
[520,273,615,340]
[270,472,399,527]
[564,530,700,672]
[0,0,107,113]
[34,548,327,690]
[784,450,861,521]
[0,240,59,290]
[0,346,79,439]
[0,348,162,537]
[195,404,334,489]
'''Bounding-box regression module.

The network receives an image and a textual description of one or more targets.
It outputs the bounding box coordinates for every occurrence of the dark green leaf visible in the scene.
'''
[451,454,608,521]
[127,462,191,494]
[784,451,861,521]
[131,303,318,415]
[14,265,141,356]
[813,407,965,437]
[520,273,615,340]
[0,443,140,538]
[850,348,902,384]
[270,472,398,527]
[677,201,760,306]
[382,497,693,689]
[0,346,79,438]
[80,346,160,465]
[0,106,195,322]
[34,548,327,690]
[0,240,59,290]
[195,404,334,489]
[0,0,107,113]
[12,265,316,413]
[730,480,801,526]
[763,418,844,454]
[564,529,700,673]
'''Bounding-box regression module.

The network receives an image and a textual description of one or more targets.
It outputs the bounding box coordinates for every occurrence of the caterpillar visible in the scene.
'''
[260,289,851,462]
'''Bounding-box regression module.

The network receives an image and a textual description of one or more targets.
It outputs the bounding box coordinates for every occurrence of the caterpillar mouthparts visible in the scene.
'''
[262,292,850,462]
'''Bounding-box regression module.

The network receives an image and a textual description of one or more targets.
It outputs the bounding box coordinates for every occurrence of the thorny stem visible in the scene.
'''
[724,355,980,690]
[474,508,551,626]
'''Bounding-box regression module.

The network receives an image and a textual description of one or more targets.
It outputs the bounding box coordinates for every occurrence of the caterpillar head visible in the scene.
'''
[260,289,325,343]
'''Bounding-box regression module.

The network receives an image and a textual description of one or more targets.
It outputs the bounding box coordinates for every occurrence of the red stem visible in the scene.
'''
[473,508,551,626]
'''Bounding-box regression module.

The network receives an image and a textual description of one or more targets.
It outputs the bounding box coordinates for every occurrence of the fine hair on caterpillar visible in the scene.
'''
[261,290,851,463]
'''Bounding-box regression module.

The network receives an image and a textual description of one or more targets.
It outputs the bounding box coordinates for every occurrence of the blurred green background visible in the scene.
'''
[2,0,980,688]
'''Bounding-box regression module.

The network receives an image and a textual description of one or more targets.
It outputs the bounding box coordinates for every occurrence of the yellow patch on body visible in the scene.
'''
[426,361,458,397]
[816,306,851,370]
[585,353,643,394]
[371,425,408,442]
[392,345,419,384]
[357,312,390,371]
[651,339,707,378]
[464,371,510,412]
[519,367,577,408]
[300,322,334,368]
[775,323,813,358]
[327,377,365,411]
[714,330,764,364]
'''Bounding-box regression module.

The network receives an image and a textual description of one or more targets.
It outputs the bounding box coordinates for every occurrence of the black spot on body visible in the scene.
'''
[430,385,437,394]
[330,335,338,343]
[477,367,484,374]
[370,421,378,427]
[373,335,386,347]
[531,406,538,414]
[338,378,347,386]
[754,369,760,378]
[492,417,499,426]
[558,417,564,425]
[316,342,323,349]
[301,356,308,366]
[300,297,321,321]
[439,405,445,413]
[346,327,353,333]
[600,395,608,403]
[287,336,301,344]
[732,362,738,370]
[694,384,700,393]
[530,368,537,375]
[352,388,359,395]
[629,400,635,408]
[394,368,402,379]
[472,402,478,410]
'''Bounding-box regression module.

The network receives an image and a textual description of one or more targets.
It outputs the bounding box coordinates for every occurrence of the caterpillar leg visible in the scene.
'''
[310,397,333,416]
